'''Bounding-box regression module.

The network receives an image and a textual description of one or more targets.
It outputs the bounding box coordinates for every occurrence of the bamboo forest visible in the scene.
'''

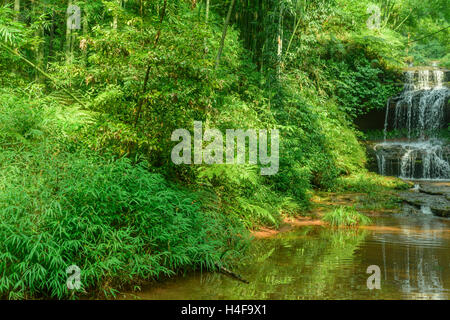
[0,0,449,302]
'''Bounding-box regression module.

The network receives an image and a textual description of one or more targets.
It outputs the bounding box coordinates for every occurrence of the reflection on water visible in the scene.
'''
[126,215,450,300]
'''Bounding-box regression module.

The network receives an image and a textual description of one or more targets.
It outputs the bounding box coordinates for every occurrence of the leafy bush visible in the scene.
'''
[337,171,411,193]
[0,146,246,299]
[324,52,401,118]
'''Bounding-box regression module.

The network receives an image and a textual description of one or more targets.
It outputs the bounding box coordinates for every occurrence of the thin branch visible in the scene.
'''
[409,25,450,44]
[394,9,412,31]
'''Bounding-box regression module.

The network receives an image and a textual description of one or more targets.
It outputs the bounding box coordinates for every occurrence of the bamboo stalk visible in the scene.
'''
[0,42,85,106]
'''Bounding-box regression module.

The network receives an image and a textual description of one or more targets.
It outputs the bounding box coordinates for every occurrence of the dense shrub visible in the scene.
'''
[0,91,246,299]
[0,147,245,299]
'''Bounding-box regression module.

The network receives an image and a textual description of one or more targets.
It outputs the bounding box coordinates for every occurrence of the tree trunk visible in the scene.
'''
[215,0,236,69]
[48,10,55,61]
[13,0,20,21]
[12,0,20,74]
[113,0,122,30]
[36,27,44,82]
[66,0,73,64]
[133,0,168,127]
[82,9,89,66]
[31,0,44,81]
[204,0,210,53]
[276,2,284,78]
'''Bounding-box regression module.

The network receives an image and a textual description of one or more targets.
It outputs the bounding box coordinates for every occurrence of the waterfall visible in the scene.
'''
[376,68,449,180]
[376,153,386,176]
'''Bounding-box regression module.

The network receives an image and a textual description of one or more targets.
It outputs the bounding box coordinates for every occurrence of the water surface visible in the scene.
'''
[127,214,450,300]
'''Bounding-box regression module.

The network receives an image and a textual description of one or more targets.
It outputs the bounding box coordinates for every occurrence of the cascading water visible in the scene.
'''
[375,68,450,180]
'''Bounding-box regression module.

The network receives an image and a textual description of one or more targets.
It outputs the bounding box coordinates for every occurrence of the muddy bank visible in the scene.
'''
[252,217,325,239]
[251,189,404,239]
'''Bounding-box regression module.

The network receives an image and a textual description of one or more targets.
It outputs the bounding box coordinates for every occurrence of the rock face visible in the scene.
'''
[399,182,450,218]
[419,183,450,198]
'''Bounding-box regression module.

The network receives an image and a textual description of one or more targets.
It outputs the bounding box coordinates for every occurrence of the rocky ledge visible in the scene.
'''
[399,182,450,217]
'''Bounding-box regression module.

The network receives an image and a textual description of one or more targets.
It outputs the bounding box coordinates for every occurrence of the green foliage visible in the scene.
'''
[334,172,410,212]
[197,164,287,228]
[337,171,411,193]
[0,89,246,299]
[362,128,450,141]
[324,53,402,118]
[0,0,444,299]
[0,144,246,299]
[0,7,23,45]
[335,0,448,66]
[322,206,372,227]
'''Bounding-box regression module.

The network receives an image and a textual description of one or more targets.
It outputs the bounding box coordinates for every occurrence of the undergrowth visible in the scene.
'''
[322,206,372,227]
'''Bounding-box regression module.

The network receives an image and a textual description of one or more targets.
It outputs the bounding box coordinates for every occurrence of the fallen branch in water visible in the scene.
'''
[217,265,249,284]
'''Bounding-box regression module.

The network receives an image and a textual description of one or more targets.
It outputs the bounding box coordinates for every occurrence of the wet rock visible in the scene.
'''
[419,183,450,198]
[363,141,379,173]
[399,187,450,218]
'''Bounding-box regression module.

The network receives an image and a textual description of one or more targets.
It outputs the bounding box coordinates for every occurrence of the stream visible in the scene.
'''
[124,206,450,300]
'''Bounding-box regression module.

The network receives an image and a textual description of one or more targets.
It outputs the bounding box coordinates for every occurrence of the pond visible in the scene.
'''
[125,213,450,300]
